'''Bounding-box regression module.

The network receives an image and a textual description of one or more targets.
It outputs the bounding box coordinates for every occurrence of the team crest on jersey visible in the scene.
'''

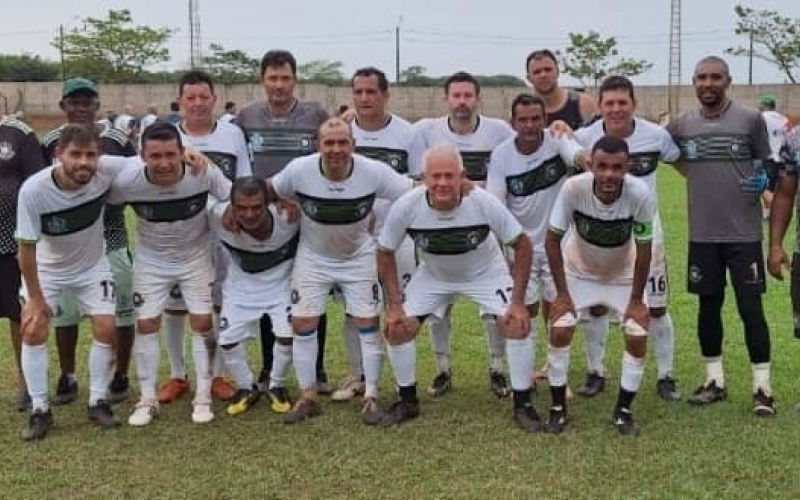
[218,317,229,331]
[302,200,318,216]
[509,179,525,196]
[300,137,311,148]
[684,140,698,159]
[355,201,371,218]
[689,265,703,284]
[415,235,429,251]
[730,143,740,154]
[45,216,68,235]
[466,231,480,247]
[187,198,203,214]
[137,205,154,219]
[0,141,15,161]
[249,133,265,150]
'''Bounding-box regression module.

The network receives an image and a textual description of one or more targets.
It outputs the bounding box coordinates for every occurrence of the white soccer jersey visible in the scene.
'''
[109,163,231,268]
[178,121,252,181]
[486,131,582,249]
[409,115,513,180]
[208,202,299,308]
[380,187,523,283]
[15,156,130,278]
[549,172,656,285]
[762,110,789,161]
[271,153,412,262]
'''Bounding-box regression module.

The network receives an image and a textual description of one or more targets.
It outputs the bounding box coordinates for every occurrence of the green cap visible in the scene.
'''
[62,77,98,98]
[759,94,776,107]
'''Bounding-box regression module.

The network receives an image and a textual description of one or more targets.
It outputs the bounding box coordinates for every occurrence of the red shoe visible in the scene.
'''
[157,378,190,404]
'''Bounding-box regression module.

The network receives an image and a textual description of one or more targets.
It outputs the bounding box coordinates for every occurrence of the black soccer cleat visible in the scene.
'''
[513,403,542,433]
[544,406,568,435]
[753,388,776,417]
[22,408,53,441]
[612,407,640,436]
[379,399,420,427]
[577,372,605,398]
[53,374,78,405]
[88,400,121,428]
[688,380,727,406]
[428,371,452,398]
[490,371,510,399]
[656,376,681,402]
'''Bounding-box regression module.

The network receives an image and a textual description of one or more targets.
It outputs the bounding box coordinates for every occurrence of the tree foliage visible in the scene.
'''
[0,54,60,81]
[202,43,259,84]
[557,31,652,89]
[297,59,345,84]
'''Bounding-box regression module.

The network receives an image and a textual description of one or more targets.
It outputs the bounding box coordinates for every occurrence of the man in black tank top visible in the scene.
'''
[526,50,598,129]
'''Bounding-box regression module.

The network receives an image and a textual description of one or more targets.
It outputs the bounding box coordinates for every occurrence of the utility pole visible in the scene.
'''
[748,28,754,85]
[395,16,403,84]
[59,24,66,80]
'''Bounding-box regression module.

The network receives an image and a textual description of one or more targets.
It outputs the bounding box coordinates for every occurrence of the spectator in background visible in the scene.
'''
[336,104,349,117]
[219,101,236,123]
[165,101,182,125]
[758,94,790,219]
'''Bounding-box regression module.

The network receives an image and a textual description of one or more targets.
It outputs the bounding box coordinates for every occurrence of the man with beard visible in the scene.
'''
[526,50,598,129]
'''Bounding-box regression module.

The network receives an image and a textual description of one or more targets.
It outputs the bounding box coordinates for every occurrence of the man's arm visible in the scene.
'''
[20,130,45,178]
[377,248,403,308]
[508,233,532,305]
[545,230,567,296]
[767,171,798,279]
[17,242,44,304]
[578,93,599,124]
[630,240,652,303]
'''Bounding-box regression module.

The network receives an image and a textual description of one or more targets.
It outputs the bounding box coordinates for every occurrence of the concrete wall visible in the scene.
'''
[1,81,799,122]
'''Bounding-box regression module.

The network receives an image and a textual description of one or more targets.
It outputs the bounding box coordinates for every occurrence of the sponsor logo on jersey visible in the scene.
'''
[0,141,15,161]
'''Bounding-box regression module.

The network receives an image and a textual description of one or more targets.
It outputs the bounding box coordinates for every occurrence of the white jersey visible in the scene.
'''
[380,187,523,283]
[109,163,231,268]
[410,115,513,180]
[761,110,789,161]
[15,156,129,278]
[178,121,252,181]
[271,153,412,262]
[218,113,236,124]
[209,202,299,309]
[549,172,656,285]
[486,131,582,249]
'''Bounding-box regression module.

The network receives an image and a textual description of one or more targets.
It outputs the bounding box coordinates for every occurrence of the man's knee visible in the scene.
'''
[189,314,213,333]
[137,317,161,335]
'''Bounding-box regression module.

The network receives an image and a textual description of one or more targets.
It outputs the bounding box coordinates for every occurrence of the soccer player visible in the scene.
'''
[410,71,515,399]
[219,101,237,123]
[758,94,790,219]
[237,49,332,394]
[0,115,44,411]
[570,76,682,401]
[525,49,599,129]
[212,177,299,415]
[667,56,775,416]
[157,70,251,406]
[378,143,536,431]
[16,125,128,440]
[544,135,655,436]
[41,78,138,405]
[109,122,230,426]
[266,117,412,424]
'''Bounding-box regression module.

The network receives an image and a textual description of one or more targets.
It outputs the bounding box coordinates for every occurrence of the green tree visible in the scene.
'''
[203,43,259,84]
[726,4,800,84]
[0,54,60,81]
[53,9,175,83]
[557,31,652,89]
[297,59,345,84]
[476,74,527,87]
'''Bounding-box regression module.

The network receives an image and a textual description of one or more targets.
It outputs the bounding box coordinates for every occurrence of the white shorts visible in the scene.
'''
[218,299,292,345]
[519,248,555,305]
[133,255,214,320]
[291,251,381,319]
[646,240,668,309]
[567,274,641,319]
[23,259,116,319]
[333,236,416,304]
[165,244,228,311]
[403,265,513,320]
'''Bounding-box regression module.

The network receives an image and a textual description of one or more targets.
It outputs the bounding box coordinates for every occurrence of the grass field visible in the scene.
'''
[2,167,800,499]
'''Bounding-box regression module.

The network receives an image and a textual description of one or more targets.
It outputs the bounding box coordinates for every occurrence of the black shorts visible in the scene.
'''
[0,254,21,321]
[687,242,765,296]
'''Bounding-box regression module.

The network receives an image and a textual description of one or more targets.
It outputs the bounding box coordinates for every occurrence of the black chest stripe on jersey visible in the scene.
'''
[627,152,660,177]
[505,155,567,196]
[407,224,490,255]
[40,190,109,236]
[296,192,376,225]
[460,151,492,181]
[204,151,238,182]
[223,232,299,274]
[573,211,633,248]
[355,146,409,174]
[247,128,316,157]
[130,191,209,223]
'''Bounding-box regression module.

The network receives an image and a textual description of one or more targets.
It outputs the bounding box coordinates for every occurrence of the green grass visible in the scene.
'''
[2,168,800,499]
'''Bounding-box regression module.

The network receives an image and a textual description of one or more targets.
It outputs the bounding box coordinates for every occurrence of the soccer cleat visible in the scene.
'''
[379,399,420,427]
[577,372,605,398]
[688,380,727,406]
[191,399,215,424]
[157,377,190,404]
[226,388,260,416]
[753,389,776,417]
[283,398,323,424]
[656,376,681,402]
[267,386,292,413]
[108,372,130,404]
[316,372,333,396]
[331,375,366,402]
[211,377,236,401]
[513,403,542,433]
[612,407,640,436]
[361,397,383,426]
[544,406,567,435]
[490,371,510,399]
[21,408,53,441]
[16,390,31,412]
[427,371,452,398]
[53,374,78,405]
[87,400,121,428]
[128,400,159,426]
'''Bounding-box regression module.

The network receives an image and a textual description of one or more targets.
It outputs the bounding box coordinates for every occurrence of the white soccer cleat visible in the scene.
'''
[331,375,365,402]
[191,400,215,424]
[128,400,159,427]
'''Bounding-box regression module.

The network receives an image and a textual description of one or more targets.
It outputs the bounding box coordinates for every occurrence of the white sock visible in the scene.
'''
[88,340,113,406]
[548,345,571,388]
[210,312,224,378]
[222,343,253,389]
[386,339,417,387]
[192,333,212,402]
[22,343,48,412]
[269,342,292,388]
[752,362,771,395]
[650,314,675,379]
[164,314,187,379]
[705,357,724,388]
[134,333,160,401]
[483,315,505,373]
[505,335,534,391]
[358,326,383,399]
[344,316,363,378]
[430,312,452,373]
[583,314,609,376]
[620,351,646,393]
[293,331,318,391]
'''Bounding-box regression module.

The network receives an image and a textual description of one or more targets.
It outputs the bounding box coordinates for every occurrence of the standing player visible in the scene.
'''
[16,125,127,440]
[237,50,332,394]
[0,115,44,411]
[410,71,514,399]
[525,50,598,129]
[378,143,537,431]
[758,94,790,220]
[667,56,775,416]
[545,136,655,436]
[570,76,682,401]
[41,78,138,405]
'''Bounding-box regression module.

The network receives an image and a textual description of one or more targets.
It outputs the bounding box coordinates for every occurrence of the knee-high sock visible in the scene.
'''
[269,342,292,389]
[483,315,505,373]
[583,315,609,376]
[359,326,383,398]
[386,340,417,388]
[88,340,113,405]
[134,333,160,401]
[222,343,253,389]
[344,315,363,378]
[164,314,187,379]
[293,331,318,391]
[650,314,675,379]
[429,312,451,374]
[192,332,212,402]
[22,343,48,412]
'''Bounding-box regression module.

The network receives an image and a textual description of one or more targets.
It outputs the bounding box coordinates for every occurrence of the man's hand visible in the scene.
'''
[548,120,575,139]
[183,147,210,175]
[339,108,358,123]
[21,298,51,337]
[623,298,650,331]
[275,199,301,223]
[382,304,415,345]
[459,178,476,196]
[501,302,531,339]
[767,245,791,280]
[740,168,768,195]
[221,204,240,233]
[548,293,575,323]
